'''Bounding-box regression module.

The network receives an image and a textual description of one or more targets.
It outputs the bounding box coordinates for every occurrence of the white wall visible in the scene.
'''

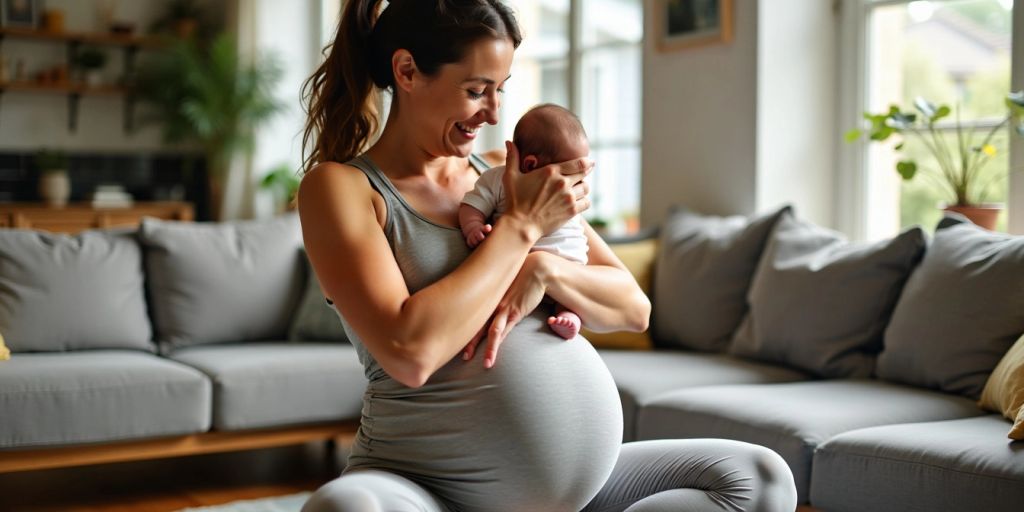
[641,0,840,229]
[640,0,760,226]
[756,0,837,228]
[0,0,219,151]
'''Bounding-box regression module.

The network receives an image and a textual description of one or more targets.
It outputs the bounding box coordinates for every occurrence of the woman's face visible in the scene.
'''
[409,37,514,158]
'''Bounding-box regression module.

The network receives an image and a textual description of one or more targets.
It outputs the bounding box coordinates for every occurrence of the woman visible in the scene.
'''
[298,1,797,511]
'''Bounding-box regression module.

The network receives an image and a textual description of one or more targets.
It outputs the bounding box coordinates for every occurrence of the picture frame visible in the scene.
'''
[1,0,41,28]
[655,0,734,52]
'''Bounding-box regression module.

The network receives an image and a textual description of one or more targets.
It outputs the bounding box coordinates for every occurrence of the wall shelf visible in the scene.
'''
[0,28,163,132]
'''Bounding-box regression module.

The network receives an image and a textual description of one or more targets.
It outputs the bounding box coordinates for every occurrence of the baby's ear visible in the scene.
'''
[523,155,539,171]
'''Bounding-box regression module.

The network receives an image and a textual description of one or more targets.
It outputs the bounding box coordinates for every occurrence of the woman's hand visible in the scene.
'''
[501,140,593,241]
[462,251,552,368]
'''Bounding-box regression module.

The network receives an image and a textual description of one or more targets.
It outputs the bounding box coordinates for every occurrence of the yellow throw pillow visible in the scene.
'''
[581,238,658,351]
[978,333,1024,440]
[0,332,9,360]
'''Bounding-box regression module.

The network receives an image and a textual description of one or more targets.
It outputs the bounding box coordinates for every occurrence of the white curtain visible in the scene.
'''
[221,0,321,220]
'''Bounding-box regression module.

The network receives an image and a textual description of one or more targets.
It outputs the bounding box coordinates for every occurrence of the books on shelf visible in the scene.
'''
[90,184,133,208]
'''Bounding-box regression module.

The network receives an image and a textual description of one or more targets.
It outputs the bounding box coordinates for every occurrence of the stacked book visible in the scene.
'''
[91,184,134,208]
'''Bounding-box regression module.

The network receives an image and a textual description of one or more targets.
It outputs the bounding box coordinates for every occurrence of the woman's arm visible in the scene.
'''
[469,218,651,365]
[299,145,591,387]
[540,219,650,333]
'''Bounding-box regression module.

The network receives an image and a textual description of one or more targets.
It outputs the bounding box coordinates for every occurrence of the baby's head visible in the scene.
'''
[512,104,589,171]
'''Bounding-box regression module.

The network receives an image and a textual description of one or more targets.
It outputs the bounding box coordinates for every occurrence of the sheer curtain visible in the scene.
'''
[220,0,320,220]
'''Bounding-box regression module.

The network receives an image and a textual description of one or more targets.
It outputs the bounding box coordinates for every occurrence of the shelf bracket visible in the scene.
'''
[67,92,80,132]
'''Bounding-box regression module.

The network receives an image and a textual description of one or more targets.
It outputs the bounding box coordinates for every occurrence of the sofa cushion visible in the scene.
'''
[583,236,658,350]
[652,206,790,352]
[0,228,154,353]
[139,214,304,352]
[0,351,210,448]
[288,249,349,342]
[979,333,1024,439]
[599,349,807,441]
[168,343,366,431]
[810,415,1024,512]
[636,380,984,503]
[877,215,1024,399]
[0,332,9,360]
[729,214,925,378]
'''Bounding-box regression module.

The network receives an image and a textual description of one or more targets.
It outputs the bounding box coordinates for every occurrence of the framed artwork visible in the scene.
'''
[1,0,41,28]
[655,0,734,52]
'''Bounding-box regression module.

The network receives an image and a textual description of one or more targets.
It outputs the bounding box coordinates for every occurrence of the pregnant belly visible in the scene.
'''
[349,310,623,512]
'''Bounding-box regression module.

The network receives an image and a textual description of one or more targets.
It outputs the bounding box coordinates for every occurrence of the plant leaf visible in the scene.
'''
[896,160,917,180]
[894,142,904,151]
[913,97,936,118]
[844,129,862,143]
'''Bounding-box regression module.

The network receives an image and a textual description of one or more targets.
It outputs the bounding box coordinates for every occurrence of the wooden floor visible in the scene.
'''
[0,441,346,512]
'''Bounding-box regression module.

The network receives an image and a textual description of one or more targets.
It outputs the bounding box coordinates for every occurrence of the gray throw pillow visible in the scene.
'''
[651,205,791,351]
[0,227,154,353]
[729,212,926,378]
[139,213,304,352]
[877,215,1024,399]
[287,249,349,342]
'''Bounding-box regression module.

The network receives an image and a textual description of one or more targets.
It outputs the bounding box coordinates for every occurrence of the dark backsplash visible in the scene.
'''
[0,151,212,221]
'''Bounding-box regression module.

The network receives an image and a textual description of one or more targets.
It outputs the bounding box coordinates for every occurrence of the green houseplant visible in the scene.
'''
[260,163,301,214]
[73,47,107,87]
[136,34,283,220]
[846,91,1024,229]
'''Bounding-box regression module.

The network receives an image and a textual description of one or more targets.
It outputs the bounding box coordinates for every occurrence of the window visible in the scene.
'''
[492,0,643,235]
[843,0,1016,238]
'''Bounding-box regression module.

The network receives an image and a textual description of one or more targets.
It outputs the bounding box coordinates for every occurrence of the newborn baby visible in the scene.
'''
[459,103,591,339]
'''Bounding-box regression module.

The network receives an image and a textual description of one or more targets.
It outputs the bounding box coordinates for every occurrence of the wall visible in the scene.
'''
[0,0,220,152]
[640,0,759,226]
[755,0,837,228]
[1011,1,1024,234]
[641,0,839,229]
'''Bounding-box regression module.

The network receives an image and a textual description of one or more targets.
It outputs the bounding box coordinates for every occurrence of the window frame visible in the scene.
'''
[837,0,1022,239]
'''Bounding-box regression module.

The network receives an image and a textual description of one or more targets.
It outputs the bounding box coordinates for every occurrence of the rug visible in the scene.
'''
[176,492,312,512]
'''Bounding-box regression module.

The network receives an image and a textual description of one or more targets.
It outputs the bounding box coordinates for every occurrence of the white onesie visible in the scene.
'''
[461,166,588,264]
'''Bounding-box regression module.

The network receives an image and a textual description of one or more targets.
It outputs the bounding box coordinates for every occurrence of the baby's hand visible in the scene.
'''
[464,223,493,248]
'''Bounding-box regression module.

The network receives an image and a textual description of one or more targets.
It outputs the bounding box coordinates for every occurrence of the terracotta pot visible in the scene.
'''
[39,171,70,207]
[943,204,1002,231]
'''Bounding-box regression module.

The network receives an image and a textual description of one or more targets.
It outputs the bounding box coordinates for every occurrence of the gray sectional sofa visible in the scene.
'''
[1,208,1022,511]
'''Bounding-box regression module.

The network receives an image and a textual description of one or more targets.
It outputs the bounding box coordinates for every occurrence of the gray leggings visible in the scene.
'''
[301,439,798,512]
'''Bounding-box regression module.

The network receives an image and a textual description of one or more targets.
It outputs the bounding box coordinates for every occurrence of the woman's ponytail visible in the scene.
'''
[301,0,522,175]
[301,0,384,174]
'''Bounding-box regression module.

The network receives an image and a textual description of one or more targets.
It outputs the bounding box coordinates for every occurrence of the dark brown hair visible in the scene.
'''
[513,103,588,163]
[301,0,522,174]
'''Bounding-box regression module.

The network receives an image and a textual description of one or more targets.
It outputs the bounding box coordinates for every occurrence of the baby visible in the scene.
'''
[459,103,590,340]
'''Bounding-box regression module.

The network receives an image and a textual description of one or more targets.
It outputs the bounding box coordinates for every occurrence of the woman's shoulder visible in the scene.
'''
[299,161,374,206]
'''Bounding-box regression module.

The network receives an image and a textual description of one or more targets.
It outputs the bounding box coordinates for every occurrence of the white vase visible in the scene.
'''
[39,171,71,207]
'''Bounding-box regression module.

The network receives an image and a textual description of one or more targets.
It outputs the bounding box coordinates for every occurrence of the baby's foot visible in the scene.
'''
[548,311,581,339]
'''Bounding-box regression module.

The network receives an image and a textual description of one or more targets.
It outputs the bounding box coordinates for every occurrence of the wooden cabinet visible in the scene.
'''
[0,201,193,234]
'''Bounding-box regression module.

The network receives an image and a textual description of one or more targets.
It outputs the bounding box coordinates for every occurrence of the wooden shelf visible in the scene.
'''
[0,80,125,95]
[0,201,195,234]
[0,27,162,48]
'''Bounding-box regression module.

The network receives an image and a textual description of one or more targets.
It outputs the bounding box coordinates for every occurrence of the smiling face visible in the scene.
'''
[406,37,515,158]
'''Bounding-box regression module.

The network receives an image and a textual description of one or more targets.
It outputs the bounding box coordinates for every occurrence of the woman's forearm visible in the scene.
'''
[539,252,651,333]
[394,213,540,380]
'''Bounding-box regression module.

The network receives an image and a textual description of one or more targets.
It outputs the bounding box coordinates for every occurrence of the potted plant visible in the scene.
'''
[34,149,70,207]
[136,34,283,221]
[260,163,301,214]
[149,0,204,39]
[74,47,107,87]
[846,91,1024,230]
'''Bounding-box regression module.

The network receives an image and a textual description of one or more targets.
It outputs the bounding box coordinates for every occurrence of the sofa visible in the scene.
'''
[1,207,1023,512]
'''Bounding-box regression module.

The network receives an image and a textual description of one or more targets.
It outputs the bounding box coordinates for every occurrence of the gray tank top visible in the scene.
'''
[333,154,623,512]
